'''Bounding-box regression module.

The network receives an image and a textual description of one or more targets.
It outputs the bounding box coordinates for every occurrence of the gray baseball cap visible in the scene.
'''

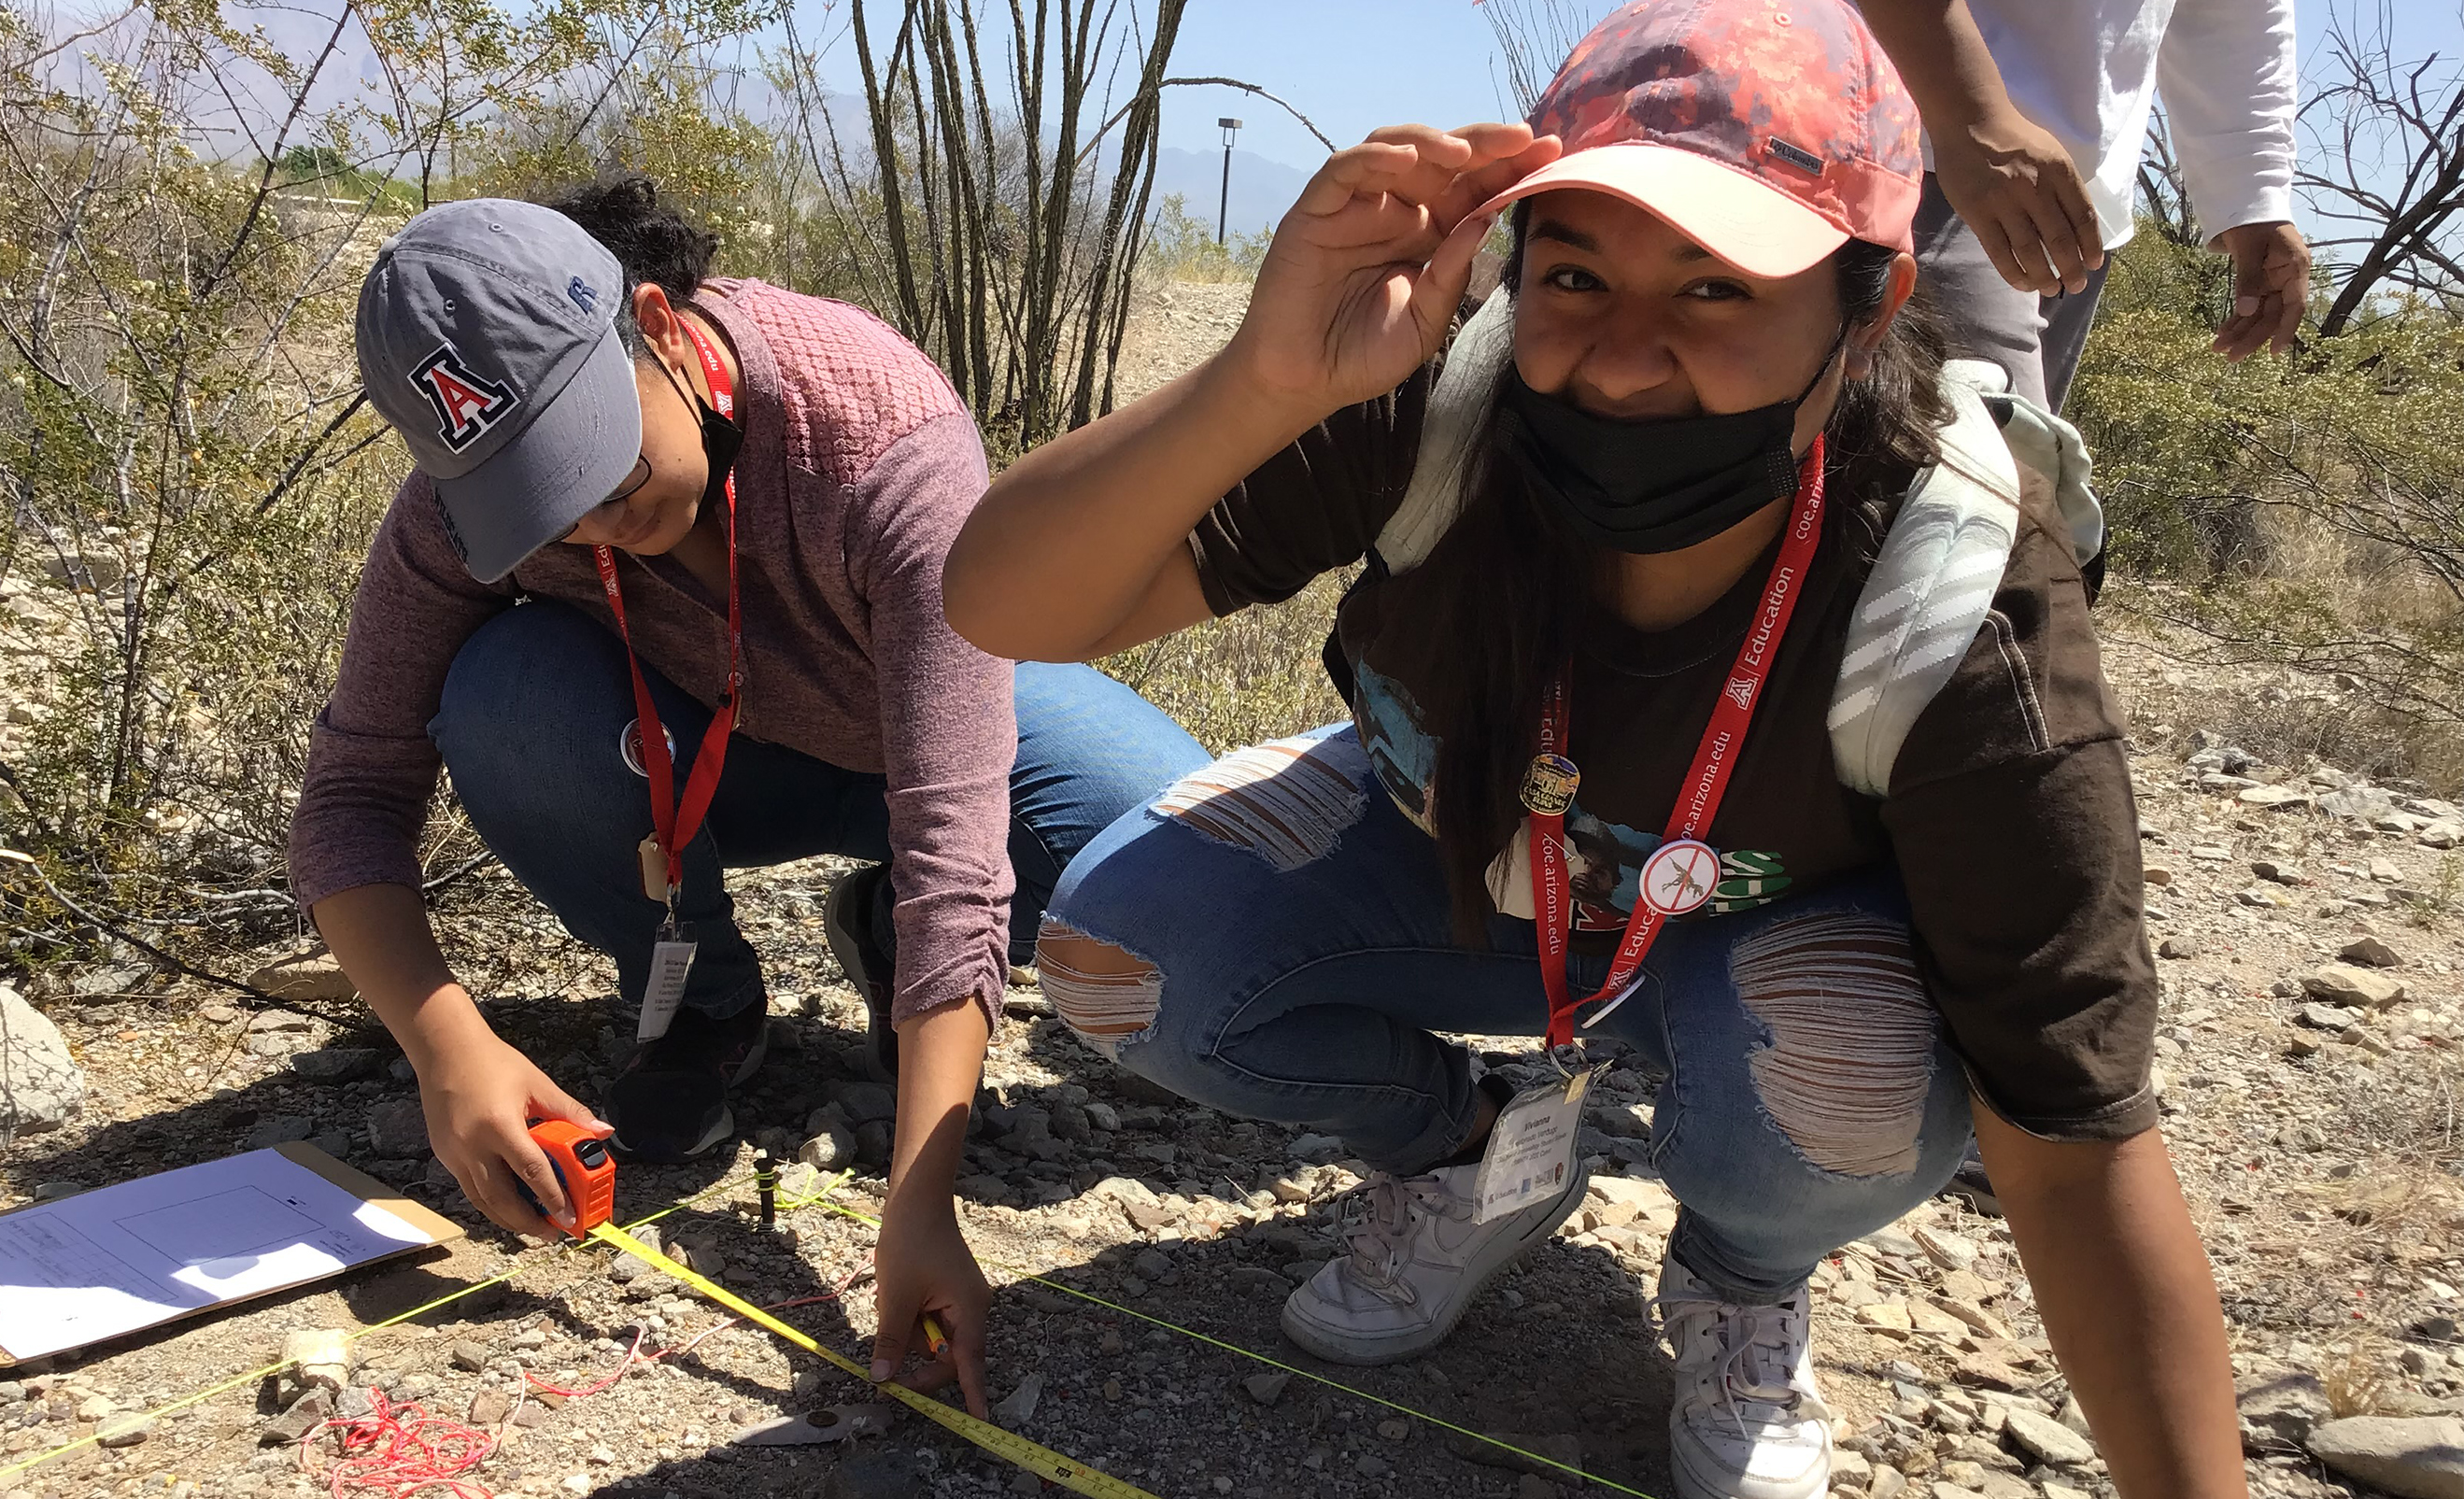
[356,199,641,583]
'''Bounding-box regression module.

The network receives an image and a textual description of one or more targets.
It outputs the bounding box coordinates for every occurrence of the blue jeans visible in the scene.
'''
[430,601,1210,1020]
[1041,727,1973,1304]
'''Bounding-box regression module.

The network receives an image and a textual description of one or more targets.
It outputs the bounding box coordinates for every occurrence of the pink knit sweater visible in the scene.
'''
[290,280,1013,1027]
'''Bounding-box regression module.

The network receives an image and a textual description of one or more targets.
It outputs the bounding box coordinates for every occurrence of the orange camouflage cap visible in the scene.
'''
[1476,0,1922,278]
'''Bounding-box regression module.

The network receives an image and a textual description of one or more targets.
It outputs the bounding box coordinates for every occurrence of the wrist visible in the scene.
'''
[885,998,989,1202]
[884,1167,961,1218]
[1202,338,1345,445]
[1946,101,2038,150]
[395,985,492,1078]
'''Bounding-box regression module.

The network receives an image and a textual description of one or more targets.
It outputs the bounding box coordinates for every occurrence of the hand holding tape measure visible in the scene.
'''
[514,1119,618,1237]
[515,1123,1154,1499]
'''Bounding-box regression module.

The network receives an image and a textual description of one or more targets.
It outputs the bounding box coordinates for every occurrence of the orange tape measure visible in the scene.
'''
[517,1120,616,1237]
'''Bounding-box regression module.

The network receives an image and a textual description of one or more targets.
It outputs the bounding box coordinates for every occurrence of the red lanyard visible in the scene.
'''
[1528,436,1826,1047]
[594,318,741,908]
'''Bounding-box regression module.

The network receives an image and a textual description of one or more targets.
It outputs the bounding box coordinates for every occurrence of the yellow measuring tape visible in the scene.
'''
[4,1163,1642,1497]
[588,1223,1158,1499]
[777,1190,1656,1498]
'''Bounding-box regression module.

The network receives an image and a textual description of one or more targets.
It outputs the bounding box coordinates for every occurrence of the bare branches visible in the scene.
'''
[201,2,354,298]
[2135,106,2201,248]
[802,0,1191,446]
[1479,0,1602,116]
[0,0,777,982]
[0,849,280,1004]
[850,0,928,334]
[1075,76,1334,167]
[2298,0,2464,334]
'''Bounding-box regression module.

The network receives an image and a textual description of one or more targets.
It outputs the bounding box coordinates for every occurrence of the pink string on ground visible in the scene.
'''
[520,1287,855,1400]
[293,1272,865,1498]
[298,1389,495,1499]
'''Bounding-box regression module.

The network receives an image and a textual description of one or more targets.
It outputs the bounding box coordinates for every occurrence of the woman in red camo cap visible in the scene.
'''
[941,0,2242,1494]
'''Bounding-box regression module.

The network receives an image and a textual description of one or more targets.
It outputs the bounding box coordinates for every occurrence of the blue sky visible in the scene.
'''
[773,0,2464,241]
[150,0,2464,238]
[1122,0,2464,248]
[1154,2,1515,169]
[1141,0,2464,172]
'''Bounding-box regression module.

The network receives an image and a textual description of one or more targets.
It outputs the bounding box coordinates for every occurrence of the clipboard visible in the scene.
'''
[0,1142,463,1364]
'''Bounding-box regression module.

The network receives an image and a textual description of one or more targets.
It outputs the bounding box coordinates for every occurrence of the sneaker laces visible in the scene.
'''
[1650,1283,1829,1436]
[1336,1172,1456,1299]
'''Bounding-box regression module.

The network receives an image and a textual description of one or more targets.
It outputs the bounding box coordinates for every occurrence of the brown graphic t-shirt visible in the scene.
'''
[1187,359,2159,1144]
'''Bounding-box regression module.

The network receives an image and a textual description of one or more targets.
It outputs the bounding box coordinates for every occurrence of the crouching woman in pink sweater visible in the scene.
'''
[291,177,1204,1413]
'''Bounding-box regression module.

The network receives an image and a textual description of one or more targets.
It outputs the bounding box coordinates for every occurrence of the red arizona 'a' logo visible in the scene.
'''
[410,344,518,451]
[1724,676,1756,711]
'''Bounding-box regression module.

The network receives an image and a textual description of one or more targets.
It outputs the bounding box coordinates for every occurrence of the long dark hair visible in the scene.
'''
[1415,206,1951,940]
[539,176,718,353]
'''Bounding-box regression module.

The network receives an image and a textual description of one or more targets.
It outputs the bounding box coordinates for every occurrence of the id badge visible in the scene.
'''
[1471,1066,1595,1224]
[639,922,697,1040]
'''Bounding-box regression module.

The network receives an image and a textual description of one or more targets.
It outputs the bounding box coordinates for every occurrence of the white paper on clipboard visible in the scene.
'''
[0,1145,458,1361]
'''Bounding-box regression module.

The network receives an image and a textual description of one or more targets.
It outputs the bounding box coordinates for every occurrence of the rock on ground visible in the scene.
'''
[800,1114,858,1171]
[2308,1415,2464,1499]
[246,949,359,1003]
[2340,935,2404,968]
[0,983,84,1138]
[366,1096,429,1157]
[823,1450,928,1498]
[2238,1369,2331,1448]
[2004,1407,2095,1466]
[281,1327,354,1392]
[2301,963,2407,1009]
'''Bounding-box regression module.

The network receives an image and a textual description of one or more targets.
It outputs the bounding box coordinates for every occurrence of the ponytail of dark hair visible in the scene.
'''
[537,176,718,351]
[1416,207,1949,941]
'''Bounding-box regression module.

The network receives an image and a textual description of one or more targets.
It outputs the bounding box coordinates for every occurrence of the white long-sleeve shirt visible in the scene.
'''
[1959,0,2298,247]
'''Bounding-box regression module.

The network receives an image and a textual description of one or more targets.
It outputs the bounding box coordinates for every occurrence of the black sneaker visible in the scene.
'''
[823,864,897,1082]
[605,1000,769,1162]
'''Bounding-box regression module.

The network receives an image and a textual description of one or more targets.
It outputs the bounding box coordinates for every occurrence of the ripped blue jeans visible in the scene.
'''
[1040,727,1973,1304]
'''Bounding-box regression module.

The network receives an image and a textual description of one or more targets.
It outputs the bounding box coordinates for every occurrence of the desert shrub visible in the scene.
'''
[2077,233,2464,588]
[0,0,775,979]
[1100,574,1351,755]
[0,20,394,958]
[1144,193,1272,285]
[0,0,1230,989]
[2065,216,2464,788]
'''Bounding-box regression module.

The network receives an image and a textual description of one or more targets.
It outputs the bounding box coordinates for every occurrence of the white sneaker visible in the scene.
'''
[1280,1158,1589,1365]
[1655,1252,1834,1499]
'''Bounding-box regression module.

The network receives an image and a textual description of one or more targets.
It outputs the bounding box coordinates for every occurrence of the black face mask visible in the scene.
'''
[693,398,743,514]
[658,354,743,514]
[1496,332,1845,555]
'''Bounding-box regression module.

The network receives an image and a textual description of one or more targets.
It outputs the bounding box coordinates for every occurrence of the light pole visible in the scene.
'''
[1217,118,1243,244]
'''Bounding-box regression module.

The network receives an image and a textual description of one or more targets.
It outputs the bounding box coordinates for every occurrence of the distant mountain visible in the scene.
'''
[1149,146,1310,239]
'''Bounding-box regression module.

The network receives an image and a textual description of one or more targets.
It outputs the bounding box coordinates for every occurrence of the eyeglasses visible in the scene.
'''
[561,458,651,543]
[562,356,688,542]
[605,454,653,506]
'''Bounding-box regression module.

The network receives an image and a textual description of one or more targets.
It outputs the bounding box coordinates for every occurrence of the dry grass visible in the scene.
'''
[2188,1131,2462,1345]
[1098,573,1352,755]
[2103,494,2464,799]
[2323,1339,2396,1418]
[2103,584,2464,799]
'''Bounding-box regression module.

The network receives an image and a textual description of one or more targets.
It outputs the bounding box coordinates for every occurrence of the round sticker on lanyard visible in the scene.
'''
[1639,838,1721,917]
[1520,753,1580,816]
